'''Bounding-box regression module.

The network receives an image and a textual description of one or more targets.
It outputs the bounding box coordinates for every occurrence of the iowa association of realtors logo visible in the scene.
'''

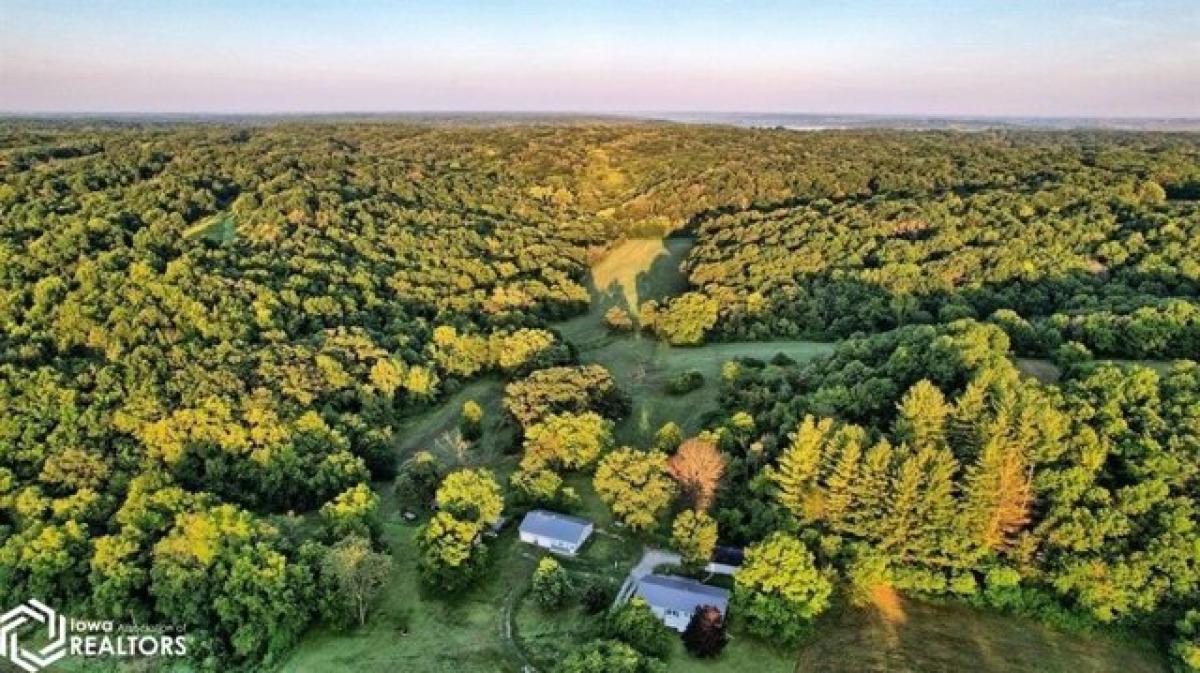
[0,599,189,672]
[0,599,67,673]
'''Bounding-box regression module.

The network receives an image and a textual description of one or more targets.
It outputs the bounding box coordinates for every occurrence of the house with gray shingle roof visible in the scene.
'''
[518,509,593,556]
[634,573,730,631]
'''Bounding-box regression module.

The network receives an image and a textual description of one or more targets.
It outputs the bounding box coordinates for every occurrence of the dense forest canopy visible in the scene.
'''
[711,321,1199,669]
[0,120,1198,670]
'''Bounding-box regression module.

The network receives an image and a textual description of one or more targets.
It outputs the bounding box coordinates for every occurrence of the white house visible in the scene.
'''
[518,509,594,556]
[634,574,730,632]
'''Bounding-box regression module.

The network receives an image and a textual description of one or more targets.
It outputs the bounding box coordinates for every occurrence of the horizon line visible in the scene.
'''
[3,110,1200,122]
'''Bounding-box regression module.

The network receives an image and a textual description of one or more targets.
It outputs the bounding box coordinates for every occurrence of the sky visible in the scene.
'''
[1,0,1198,117]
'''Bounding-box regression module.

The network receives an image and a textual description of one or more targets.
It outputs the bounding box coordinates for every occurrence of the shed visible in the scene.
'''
[518,509,593,556]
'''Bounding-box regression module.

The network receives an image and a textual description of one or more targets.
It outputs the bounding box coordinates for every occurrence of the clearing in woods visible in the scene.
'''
[1015,357,1181,384]
[560,236,834,444]
[282,235,1165,673]
[587,236,693,319]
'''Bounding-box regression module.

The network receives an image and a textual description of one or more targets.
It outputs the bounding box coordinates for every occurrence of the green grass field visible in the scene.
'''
[182,213,237,243]
[394,378,512,466]
[1014,357,1180,384]
[796,598,1164,673]
[561,236,835,444]
[588,237,693,317]
[580,336,833,446]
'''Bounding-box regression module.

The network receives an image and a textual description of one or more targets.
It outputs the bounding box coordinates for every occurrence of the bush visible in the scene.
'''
[769,352,796,366]
[736,356,765,369]
[652,422,684,452]
[1172,610,1200,672]
[605,306,634,331]
[582,578,617,614]
[460,400,483,441]
[604,597,674,658]
[556,639,664,673]
[531,557,572,609]
[682,605,728,658]
[393,451,441,512]
[665,370,704,395]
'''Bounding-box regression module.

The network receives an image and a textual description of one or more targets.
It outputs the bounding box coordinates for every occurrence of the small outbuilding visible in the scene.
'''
[518,509,594,556]
[634,574,730,632]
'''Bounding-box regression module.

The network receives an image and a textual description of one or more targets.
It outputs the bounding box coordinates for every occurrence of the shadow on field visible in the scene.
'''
[795,594,1165,673]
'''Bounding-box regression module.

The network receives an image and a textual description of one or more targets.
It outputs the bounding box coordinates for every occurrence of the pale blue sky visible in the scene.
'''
[2,0,1198,115]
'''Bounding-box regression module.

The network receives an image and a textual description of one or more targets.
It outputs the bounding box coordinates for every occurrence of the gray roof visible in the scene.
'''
[635,574,729,614]
[518,509,593,546]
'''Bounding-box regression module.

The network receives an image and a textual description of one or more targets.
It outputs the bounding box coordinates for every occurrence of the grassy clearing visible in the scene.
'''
[562,235,835,445]
[580,337,834,446]
[182,213,236,243]
[394,379,505,456]
[588,237,693,315]
[796,596,1165,673]
[1014,357,1181,384]
[557,236,693,350]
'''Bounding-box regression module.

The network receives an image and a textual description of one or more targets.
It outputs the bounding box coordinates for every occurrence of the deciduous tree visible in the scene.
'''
[732,533,832,645]
[668,437,725,511]
[671,509,718,569]
[594,449,675,531]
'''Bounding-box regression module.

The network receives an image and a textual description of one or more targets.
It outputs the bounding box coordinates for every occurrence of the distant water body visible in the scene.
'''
[646,112,1200,132]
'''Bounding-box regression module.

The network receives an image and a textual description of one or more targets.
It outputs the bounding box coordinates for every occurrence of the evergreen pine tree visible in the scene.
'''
[770,416,833,523]
[844,438,894,539]
[820,425,866,529]
[894,380,950,452]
